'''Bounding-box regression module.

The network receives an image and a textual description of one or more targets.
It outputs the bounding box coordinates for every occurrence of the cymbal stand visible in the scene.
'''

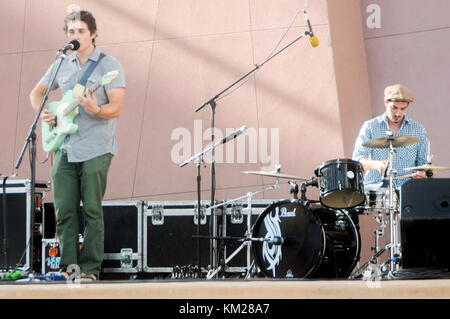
[386,140,401,272]
[205,180,279,280]
[351,142,401,279]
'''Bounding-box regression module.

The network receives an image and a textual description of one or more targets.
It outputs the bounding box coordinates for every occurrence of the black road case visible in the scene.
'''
[143,201,211,275]
[41,200,143,274]
[0,179,50,271]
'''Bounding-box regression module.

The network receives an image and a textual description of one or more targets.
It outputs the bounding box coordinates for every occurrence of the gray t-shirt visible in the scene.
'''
[40,47,126,162]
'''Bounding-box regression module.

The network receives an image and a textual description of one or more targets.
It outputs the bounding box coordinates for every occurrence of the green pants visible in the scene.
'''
[51,151,112,277]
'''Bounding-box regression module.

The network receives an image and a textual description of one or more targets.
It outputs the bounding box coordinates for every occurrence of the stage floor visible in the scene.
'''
[1,278,450,299]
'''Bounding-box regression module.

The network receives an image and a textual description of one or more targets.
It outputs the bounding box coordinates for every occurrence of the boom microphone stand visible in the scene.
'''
[194,20,316,269]
[203,180,280,279]
[180,126,248,274]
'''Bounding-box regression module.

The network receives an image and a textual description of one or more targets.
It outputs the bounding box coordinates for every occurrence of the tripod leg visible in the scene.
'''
[206,241,248,280]
[244,260,256,279]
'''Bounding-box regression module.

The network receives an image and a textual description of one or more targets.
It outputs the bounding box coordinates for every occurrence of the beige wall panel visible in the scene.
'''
[249,0,328,30]
[0,55,23,174]
[361,0,450,38]
[155,0,251,40]
[88,0,159,45]
[23,0,159,51]
[23,0,75,51]
[133,33,261,201]
[328,0,372,157]
[0,0,26,54]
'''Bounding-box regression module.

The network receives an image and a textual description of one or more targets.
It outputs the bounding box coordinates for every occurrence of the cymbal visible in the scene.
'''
[393,173,414,180]
[363,136,419,148]
[404,163,450,173]
[242,170,308,181]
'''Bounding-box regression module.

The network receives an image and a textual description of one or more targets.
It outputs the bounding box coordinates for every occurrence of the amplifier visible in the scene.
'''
[400,178,450,269]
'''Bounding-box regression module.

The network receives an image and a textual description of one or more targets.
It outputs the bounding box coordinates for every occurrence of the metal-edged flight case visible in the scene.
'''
[41,200,143,275]
[143,200,212,276]
[0,179,50,272]
[101,201,143,274]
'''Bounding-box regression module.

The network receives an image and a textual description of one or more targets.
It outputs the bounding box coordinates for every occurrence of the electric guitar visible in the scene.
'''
[41,70,118,153]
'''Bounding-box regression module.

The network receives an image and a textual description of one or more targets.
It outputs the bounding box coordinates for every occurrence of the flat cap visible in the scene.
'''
[384,84,414,103]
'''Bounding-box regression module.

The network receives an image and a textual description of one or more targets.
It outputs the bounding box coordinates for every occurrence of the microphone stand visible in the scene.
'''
[202,180,279,280]
[14,51,66,272]
[180,128,246,275]
[194,30,312,269]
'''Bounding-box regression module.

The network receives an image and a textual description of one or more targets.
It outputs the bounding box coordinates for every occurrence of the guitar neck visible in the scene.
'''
[63,80,102,116]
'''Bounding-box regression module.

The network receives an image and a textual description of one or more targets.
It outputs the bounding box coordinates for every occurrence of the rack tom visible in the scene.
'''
[315,158,365,209]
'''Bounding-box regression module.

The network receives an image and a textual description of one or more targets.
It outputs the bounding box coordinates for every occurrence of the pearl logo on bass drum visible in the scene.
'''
[279,206,296,218]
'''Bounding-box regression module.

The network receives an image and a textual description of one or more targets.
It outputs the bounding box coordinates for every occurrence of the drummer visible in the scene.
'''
[352,84,428,189]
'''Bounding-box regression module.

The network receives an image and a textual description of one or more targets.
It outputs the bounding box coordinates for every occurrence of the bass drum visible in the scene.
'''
[251,199,360,279]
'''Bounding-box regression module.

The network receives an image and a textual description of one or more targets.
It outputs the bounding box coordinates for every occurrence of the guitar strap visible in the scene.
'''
[78,52,106,87]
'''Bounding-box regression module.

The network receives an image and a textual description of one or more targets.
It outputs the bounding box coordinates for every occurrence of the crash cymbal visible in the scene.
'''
[393,173,414,180]
[242,170,308,181]
[404,163,450,173]
[363,136,419,148]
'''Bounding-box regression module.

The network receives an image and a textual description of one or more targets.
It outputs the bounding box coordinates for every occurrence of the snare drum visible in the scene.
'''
[315,159,365,209]
[359,187,399,214]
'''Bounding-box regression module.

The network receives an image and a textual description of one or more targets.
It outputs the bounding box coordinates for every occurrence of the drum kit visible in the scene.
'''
[205,135,449,280]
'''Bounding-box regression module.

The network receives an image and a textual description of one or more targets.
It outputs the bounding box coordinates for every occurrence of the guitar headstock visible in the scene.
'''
[101,70,119,86]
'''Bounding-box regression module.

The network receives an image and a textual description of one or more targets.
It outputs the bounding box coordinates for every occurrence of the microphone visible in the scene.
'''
[59,40,80,53]
[303,10,319,47]
[249,236,284,245]
[262,236,284,245]
[221,125,248,144]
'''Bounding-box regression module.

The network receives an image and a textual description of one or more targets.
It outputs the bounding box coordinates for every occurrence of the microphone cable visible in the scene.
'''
[216,7,306,103]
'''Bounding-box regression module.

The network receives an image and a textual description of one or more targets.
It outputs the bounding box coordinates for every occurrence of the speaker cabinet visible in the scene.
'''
[400,178,450,269]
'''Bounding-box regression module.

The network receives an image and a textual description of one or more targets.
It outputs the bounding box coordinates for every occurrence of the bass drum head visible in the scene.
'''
[251,200,324,278]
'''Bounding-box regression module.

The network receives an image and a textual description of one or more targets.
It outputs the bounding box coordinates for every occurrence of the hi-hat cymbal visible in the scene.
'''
[363,136,419,148]
[242,170,308,181]
[404,163,450,173]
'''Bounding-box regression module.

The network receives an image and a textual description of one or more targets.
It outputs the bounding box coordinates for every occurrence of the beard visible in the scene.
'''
[391,115,403,123]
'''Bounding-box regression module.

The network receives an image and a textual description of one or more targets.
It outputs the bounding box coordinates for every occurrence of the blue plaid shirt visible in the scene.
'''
[352,113,428,188]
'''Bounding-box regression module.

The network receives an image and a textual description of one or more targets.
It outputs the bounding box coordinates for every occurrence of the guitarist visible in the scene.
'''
[30,10,126,281]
